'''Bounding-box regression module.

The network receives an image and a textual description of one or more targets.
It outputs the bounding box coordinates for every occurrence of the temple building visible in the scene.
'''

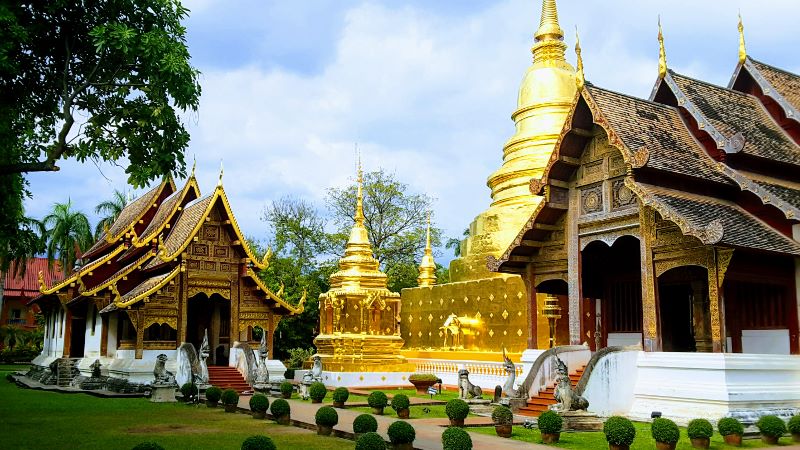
[314,163,412,385]
[400,0,576,360]
[31,170,304,385]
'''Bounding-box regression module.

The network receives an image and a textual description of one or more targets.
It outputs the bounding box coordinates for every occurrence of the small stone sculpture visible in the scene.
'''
[197,329,210,386]
[500,348,524,399]
[253,332,270,392]
[300,355,323,400]
[552,356,588,411]
[153,354,176,386]
[458,369,482,399]
[90,359,102,378]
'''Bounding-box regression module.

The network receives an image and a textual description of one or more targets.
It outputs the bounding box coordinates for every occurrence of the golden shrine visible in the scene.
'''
[314,163,413,372]
[400,0,577,356]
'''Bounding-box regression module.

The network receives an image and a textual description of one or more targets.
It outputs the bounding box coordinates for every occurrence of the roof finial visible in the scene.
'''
[190,155,196,179]
[417,209,437,287]
[658,16,668,79]
[425,210,432,250]
[738,12,747,65]
[217,160,223,188]
[531,0,566,64]
[575,26,585,90]
[354,153,364,226]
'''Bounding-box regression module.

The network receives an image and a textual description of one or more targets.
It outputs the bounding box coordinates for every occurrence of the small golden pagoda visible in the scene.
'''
[417,213,437,288]
[400,0,577,356]
[314,162,413,372]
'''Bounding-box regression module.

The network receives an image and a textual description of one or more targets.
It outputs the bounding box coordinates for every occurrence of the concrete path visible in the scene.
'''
[238,395,549,450]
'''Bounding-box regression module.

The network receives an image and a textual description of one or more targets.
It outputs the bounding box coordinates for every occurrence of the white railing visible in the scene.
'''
[408,358,525,391]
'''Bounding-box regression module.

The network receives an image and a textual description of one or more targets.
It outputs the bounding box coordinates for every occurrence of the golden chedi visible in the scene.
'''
[400,0,576,355]
[314,163,413,372]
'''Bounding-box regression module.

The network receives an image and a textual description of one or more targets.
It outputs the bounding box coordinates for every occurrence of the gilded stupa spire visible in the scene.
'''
[532,0,566,63]
[417,211,437,287]
[738,13,747,64]
[658,17,668,79]
[575,26,585,90]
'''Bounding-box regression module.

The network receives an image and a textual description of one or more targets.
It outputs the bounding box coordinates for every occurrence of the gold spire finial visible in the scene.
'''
[575,26,585,90]
[738,12,747,64]
[658,16,667,79]
[531,0,566,64]
[217,160,224,188]
[354,153,365,226]
[417,209,437,287]
[190,155,196,178]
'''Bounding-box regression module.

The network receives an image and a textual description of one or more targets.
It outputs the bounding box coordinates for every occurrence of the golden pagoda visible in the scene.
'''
[314,161,413,372]
[417,213,437,287]
[400,0,577,356]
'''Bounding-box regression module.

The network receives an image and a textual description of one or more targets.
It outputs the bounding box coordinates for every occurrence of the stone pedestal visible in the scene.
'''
[559,410,604,431]
[150,384,177,403]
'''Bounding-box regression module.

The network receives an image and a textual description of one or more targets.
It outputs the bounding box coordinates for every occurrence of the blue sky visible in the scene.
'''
[24,0,800,265]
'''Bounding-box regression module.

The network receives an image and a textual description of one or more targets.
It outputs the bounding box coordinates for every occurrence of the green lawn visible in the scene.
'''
[348,404,455,419]
[469,422,782,449]
[0,366,351,450]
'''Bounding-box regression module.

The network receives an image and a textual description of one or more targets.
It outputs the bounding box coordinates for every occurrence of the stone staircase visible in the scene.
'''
[207,366,250,393]
[57,358,79,387]
[517,365,584,417]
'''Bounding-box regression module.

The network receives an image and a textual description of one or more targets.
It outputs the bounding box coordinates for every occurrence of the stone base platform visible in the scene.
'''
[560,411,604,431]
[150,384,178,403]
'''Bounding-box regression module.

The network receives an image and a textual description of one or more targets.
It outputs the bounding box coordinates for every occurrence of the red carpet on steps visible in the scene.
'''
[207,366,250,393]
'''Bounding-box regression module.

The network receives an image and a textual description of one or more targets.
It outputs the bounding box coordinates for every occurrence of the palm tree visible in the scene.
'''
[43,199,93,275]
[94,189,128,238]
[445,228,470,257]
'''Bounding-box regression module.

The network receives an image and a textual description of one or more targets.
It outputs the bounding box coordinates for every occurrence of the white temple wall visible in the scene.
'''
[82,305,102,358]
[106,312,119,357]
[107,349,178,384]
[583,350,640,417]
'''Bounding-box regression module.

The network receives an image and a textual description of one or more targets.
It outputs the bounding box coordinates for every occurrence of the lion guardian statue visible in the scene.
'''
[458,369,482,399]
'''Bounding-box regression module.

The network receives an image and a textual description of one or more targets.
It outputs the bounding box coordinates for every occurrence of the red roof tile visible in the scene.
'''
[3,258,63,298]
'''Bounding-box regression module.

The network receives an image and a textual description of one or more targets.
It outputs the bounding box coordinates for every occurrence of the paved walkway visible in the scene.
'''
[238,395,548,449]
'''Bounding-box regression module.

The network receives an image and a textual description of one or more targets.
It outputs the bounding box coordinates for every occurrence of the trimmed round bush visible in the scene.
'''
[442,427,473,450]
[132,443,164,450]
[180,382,197,399]
[391,393,410,412]
[445,399,470,421]
[787,415,800,434]
[353,413,379,434]
[718,417,744,436]
[279,381,293,397]
[651,417,680,444]
[491,405,513,425]
[603,416,636,446]
[332,387,349,404]
[205,386,222,403]
[270,398,290,417]
[408,373,439,382]
[249,394,269,412]
[241,435,277,450]
[309,382,327,402]
[756,414,787,438]
[315,406,339,427]
[221,388,239,406]
[388,420,416,444]
[368,391,389,409]
[687,418,713,439]
[537,410,563,434]
[355,432,387,450]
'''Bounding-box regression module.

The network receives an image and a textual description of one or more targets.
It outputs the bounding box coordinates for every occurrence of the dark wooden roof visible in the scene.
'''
[750,59,800,113]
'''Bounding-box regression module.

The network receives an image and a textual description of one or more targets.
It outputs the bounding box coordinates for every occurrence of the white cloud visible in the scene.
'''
[24,0,800,267]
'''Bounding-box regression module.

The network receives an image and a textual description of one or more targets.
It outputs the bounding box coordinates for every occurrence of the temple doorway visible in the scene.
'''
[186,293,231,365]
[535,279,569,348]
[658,266,710,352]
[69,303,87,358]
[580,236,643,350]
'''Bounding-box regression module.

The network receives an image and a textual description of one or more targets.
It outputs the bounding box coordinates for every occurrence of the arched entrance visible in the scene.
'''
[535,279,569,348]
[657,266,710,352]
[69,302,87,358]
[186,293,231,365]
[581,236,643,350]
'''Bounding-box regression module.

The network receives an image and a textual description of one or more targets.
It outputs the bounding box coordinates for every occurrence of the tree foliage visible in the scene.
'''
[0,0,200,274]
[43,200,93,275]
[325,169,442,272]
[94,189,128,238]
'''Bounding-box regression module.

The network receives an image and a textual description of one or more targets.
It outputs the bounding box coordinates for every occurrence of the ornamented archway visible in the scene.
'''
[186,292,230,365]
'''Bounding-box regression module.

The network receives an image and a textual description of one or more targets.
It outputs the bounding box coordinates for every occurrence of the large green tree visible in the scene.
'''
[43,200,93,275]
[325,169,443,289]
[0,0,201,273]
[94,189,128,238]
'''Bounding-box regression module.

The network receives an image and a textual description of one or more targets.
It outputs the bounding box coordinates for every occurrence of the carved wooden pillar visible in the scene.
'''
[639,207,660,352]
[62,305,72,357]
[133,311,144,360]
[100,314,109,357]
[268,312,276,357]
[709,247,734,353]
[231,275,240,341]
[793,225,800,355]
[567,189,581,345]
[179,271,188,343]
[526,264,538,349]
